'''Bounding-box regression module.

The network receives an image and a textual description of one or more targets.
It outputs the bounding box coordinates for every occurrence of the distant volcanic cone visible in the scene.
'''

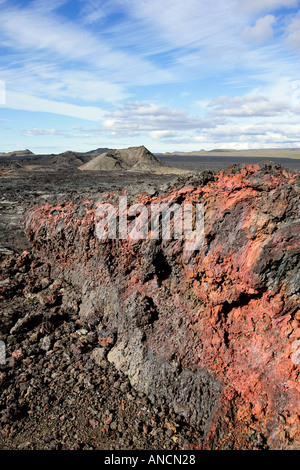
[79,146,166,171]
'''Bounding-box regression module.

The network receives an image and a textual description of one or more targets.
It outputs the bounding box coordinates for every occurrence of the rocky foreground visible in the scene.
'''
[0,162,299,450]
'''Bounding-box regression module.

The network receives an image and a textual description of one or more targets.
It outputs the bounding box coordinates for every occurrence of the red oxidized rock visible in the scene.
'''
[23,162,300,449]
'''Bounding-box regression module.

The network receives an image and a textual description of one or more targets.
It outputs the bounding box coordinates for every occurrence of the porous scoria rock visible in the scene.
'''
[23,162,300,449]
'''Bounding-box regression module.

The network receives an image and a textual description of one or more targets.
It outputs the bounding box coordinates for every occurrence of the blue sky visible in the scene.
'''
[0,0,300,153]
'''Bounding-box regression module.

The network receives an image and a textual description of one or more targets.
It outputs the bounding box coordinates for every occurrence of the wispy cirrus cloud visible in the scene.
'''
[285,11,300,52]
[0,1,172,86]
[1,65,129,104]
[22,128,68,137]
[240,0,299,13]
[0,0,172,121]
[0,80,5,105]
[78,0,109,25]
[1,0,299,105]
[6,91,104,121]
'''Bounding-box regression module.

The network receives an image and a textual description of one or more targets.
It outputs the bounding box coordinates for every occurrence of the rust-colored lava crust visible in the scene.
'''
[23,162,300,449]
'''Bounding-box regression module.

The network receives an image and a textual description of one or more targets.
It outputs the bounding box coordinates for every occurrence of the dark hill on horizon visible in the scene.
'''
[163,148,300,159]
[0,149,34,157]
[76,147,111,158]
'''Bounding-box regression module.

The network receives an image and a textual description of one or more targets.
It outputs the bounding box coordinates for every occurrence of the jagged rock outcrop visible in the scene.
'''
[22,162,300,449]
[80,152,127,171]
[46,151,86,167]
[79,146,166,171]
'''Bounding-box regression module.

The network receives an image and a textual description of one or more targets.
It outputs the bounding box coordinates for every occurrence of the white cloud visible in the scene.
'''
[192,76,300,148]
[3,91,105,121]
[207,94,289,117]
[148,130,180,141]
[102,101,218,134]
[206,77,300,119]
[242,15,276,44]
[57,81,300,147]
[192,122,300,147]
[66,101,222,143]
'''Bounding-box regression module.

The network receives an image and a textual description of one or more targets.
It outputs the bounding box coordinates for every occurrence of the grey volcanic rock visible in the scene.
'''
[47,151,86,167]
[80,152,127,171]
[80,146,166,171]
